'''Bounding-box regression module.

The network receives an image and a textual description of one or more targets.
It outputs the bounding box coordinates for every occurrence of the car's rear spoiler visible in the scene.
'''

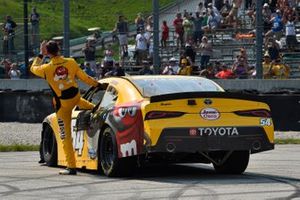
[150,92,264,103]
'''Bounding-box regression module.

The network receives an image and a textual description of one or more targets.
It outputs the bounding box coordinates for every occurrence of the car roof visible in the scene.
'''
[99,76,223,101]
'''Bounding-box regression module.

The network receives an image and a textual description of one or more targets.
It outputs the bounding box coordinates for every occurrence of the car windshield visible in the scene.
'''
[131,77,223,97]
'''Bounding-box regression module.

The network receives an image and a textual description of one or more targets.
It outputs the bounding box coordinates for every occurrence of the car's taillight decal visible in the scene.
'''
[145,111,185,120]
[234,109,271,118]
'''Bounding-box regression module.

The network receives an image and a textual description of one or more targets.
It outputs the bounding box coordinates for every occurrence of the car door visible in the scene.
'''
[70,86,106,167]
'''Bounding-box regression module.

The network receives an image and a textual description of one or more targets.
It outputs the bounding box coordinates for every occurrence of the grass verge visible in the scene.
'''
[274,138,300,144]
[0,144,39,152]
[0,139,300,152]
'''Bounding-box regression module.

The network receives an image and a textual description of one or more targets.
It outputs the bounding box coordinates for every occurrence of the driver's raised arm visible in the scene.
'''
[72,60,99,87]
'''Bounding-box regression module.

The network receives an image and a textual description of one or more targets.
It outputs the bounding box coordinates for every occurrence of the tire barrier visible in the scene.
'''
[0,90,299,131]
[0,90,54,123]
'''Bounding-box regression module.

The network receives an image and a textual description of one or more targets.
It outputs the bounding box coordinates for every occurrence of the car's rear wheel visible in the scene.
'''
[42,124,57,167]
[99,127,136,177]
[213,151,249,174]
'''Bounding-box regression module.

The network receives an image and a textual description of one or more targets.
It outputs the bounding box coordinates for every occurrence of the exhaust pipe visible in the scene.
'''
[166,143,176,153]
[252,140,261,151]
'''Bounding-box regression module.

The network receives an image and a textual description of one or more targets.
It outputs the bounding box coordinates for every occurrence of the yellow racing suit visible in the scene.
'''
[31,56,99,169]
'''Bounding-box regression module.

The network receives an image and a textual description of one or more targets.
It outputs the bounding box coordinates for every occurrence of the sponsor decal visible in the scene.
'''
[120,140,137,157]
[109,102,144,158]
[260,118,272,126]
[54,66,68,81]
[58,118,65,139]
[198,127,239,136]
[200,108,220,120]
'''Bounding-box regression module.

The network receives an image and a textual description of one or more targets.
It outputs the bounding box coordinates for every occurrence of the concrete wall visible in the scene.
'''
[1,79,300,92]
[0,79,299,130]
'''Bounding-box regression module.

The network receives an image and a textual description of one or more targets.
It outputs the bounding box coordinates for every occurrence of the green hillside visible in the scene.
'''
[0,0,174,39]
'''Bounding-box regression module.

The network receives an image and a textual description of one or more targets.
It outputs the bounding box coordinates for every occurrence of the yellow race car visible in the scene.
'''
[41,76,274,176]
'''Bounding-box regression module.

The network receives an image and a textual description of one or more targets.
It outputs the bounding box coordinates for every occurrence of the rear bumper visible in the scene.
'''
[150,127,274,154]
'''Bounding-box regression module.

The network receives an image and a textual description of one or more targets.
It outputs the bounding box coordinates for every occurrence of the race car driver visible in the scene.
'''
[31,40,101,175]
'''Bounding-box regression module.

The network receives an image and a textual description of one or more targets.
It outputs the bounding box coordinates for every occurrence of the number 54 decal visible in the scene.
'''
[260,118,272,126]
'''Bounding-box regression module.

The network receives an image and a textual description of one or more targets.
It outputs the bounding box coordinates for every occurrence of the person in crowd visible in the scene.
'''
[2,25,9,57]
[173,13,185,49]
[114,15,129,58]
[184,41,196,64]
[265,9,284,41]
[268,58,290,79]
[238,48,249,64]
[196,2,206,14]
[83,62,95,77]
[139,60,154,75]
[207,3,222,22]
[102,44,115,68]
[135,13,145,34]
[0,58,12,78]
[161,57,179,75]
[199,62,215,79]
[215,0,225,11]
[265,38,281,61]
[30,7,40,53]
[215,64,235,79]
[178,58,192,75]
[199,36,213,69]
[135,28,149,66]
[192,12,203,46]
[201,10,209,27]
[204,9,219,34]
[104,62,125,77]
[220,0,232,17]
[31,40,102,175]
[82,41,96,73]
[145,15,153,33]
[214,61,223,72]
[232,56,248,79]
[285,15,298,51]
[268,0,277,13]
[161,20,169,48]
[2,15,17,55]
[183,13,194,42]
[262,53,273,79]
[262,3,272,33]
[225,0,239,27]
[8,63,21,79]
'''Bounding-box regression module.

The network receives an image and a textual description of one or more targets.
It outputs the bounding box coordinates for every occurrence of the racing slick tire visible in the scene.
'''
[42,124,57,167]
[213,151,250,174]
[99,127,136,177]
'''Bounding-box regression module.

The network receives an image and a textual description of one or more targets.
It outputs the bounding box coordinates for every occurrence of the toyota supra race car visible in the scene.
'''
[41,76,274,177]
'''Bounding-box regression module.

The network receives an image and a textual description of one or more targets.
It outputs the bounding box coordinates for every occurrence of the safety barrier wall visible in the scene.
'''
[0,79,299,130]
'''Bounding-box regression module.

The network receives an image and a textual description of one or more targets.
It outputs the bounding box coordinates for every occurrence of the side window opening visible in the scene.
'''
[98,86,118,108]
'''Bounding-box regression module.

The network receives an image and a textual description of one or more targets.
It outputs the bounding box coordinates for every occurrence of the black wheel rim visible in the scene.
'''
[102,132,114,170]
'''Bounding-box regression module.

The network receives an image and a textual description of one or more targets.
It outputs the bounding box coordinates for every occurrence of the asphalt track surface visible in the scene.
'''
[0,145,299,200]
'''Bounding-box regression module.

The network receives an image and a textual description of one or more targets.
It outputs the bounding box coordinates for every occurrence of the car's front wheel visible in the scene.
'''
[213,151,250,174]
[42,124,57,167]
[99,127,136,177]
